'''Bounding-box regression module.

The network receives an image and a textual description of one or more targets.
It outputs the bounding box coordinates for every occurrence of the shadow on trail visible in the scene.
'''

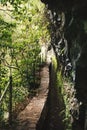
[41,63,65,130]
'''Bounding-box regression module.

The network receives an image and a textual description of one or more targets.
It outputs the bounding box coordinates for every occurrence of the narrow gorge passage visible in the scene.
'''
[41,64,65,130]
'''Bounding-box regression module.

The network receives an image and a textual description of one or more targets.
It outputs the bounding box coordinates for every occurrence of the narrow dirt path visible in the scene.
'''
[12,64,49,130]
[1,50,66,130]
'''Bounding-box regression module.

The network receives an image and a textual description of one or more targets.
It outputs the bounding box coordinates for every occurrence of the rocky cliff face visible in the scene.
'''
[41,0,87,16]
[41,0,87,129]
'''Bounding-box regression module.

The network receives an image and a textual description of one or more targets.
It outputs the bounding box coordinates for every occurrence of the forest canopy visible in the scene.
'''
[0,0,50,123]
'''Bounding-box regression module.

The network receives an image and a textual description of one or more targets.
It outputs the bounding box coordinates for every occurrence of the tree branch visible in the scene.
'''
[0,8,15,19]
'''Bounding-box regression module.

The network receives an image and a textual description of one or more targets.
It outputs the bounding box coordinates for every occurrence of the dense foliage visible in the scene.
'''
[0,0,50,123]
